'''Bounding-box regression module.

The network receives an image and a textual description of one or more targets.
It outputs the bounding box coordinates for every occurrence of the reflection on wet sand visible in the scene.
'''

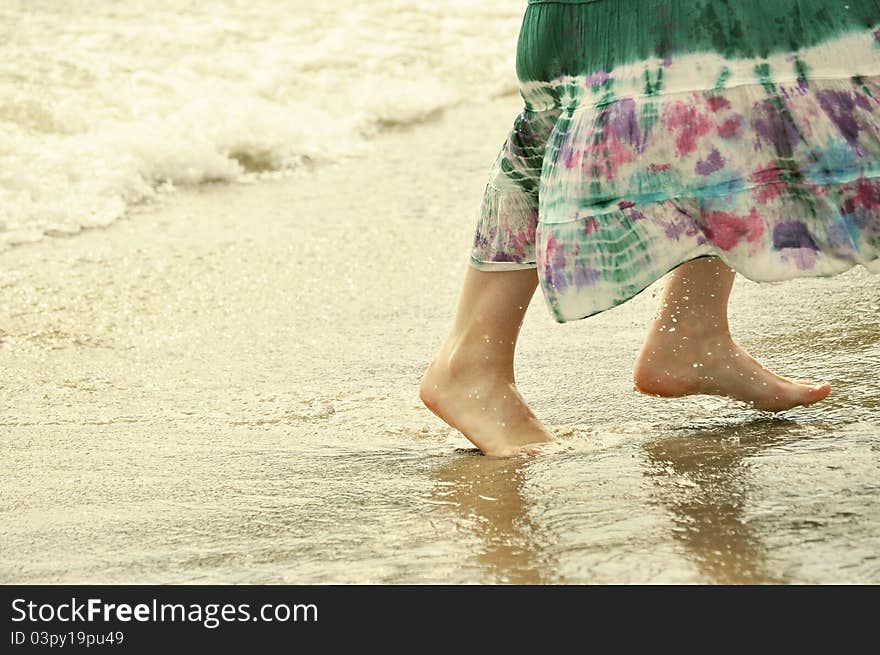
[429,450,552,584]
[644,418,808,584]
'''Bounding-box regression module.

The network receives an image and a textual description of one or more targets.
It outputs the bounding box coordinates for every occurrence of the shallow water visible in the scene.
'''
[1,96,878,584]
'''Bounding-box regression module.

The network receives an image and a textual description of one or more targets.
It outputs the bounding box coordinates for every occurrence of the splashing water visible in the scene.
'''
[0,0,521,248]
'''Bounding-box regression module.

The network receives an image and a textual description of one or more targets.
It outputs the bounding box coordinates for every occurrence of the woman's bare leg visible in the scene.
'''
[633,257,832,411]
[420,266,555,456]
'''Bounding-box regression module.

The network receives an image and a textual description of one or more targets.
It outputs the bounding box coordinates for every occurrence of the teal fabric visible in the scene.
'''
[517,0,880,82]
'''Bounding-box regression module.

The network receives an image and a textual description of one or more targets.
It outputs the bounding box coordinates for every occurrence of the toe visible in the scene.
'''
[806,382,832,403]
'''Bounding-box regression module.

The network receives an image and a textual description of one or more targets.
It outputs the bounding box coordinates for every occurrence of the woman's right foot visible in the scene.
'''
[420,350,555,457]
[633,330,831,412]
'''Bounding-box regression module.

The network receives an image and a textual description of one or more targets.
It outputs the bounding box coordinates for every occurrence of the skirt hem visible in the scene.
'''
[468,255,538,272]
[542,250,880,323]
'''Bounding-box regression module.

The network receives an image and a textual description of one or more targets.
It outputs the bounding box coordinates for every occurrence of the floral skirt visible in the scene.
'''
[470,0,880,323]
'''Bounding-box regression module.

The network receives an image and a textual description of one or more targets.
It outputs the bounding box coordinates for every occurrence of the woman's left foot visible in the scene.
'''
[633,330,832,412]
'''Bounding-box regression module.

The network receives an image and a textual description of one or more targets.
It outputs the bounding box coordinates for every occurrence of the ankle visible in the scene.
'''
[420,343,516,413]
[445,344,513,381]
[649,317,731,343]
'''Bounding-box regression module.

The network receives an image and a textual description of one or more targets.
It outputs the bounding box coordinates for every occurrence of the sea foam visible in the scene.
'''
[0,0,521,248]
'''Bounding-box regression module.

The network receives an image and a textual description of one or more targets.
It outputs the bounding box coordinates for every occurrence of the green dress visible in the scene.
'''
[470,0,880,322]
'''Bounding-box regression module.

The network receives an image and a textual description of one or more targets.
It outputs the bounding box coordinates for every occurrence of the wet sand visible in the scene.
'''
[1,96,878,584]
